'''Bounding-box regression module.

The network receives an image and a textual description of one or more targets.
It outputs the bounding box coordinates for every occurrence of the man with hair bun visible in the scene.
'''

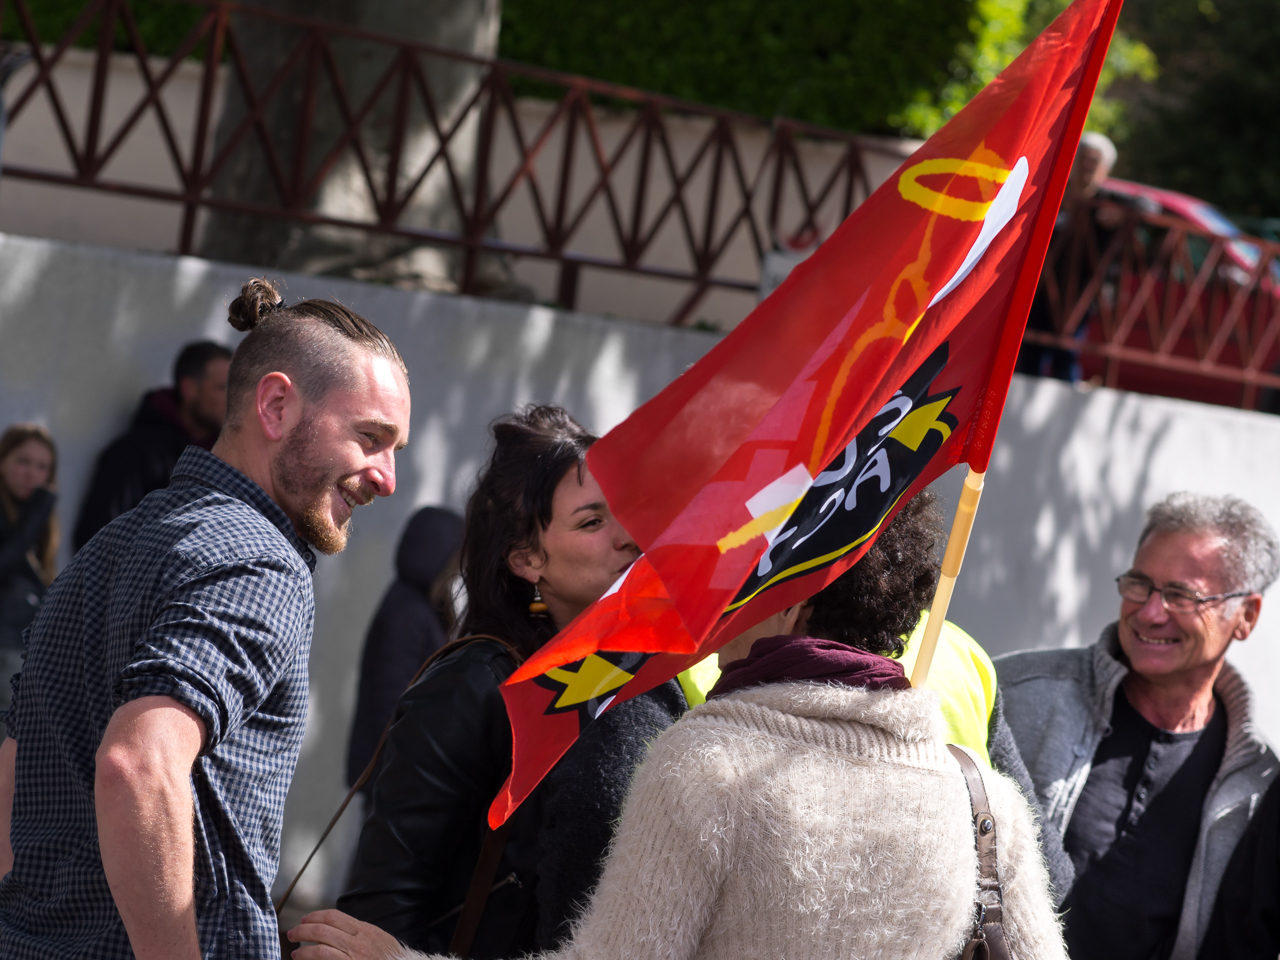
[997,492,1280,960]
[0,278,411,960]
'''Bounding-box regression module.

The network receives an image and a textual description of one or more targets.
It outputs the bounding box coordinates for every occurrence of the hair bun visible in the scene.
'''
[227,277,284,332]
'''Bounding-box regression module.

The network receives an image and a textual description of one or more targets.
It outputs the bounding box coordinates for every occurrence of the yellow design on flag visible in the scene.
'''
[716,497,804,553]
[898,158,1014,221]
[543,655,636,709]
[888,396,956,451]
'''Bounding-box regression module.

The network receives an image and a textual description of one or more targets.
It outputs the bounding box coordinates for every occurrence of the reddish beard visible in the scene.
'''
[275,417,352,555]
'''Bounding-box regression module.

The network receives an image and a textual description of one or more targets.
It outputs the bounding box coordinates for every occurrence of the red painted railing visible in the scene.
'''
[1030,202,1280,408]
[0,0,876,325]
[4,0,1279,408]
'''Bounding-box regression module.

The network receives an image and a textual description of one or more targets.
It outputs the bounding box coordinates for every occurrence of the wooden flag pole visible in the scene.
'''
[909,467,985,688]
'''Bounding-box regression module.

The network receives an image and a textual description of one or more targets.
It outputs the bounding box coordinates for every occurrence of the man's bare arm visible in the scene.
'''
[0,737,16,876]
[95,696,206,960]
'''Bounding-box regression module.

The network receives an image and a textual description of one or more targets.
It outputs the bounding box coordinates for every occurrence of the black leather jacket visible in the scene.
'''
[339,639,686,958]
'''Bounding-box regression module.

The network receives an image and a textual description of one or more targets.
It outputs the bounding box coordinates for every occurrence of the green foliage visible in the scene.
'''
[898,0,1156,137]
[892,0,1030,135]
[499,0,979,135]
[1,1,206,59]
[1115,0,1280,217]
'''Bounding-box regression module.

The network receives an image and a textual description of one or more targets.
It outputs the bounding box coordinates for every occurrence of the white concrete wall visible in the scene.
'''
[3,230,1280,908]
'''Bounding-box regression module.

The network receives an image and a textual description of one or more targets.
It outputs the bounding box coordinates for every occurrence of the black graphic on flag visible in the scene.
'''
[533,651,654,726]
[727,342,959,611]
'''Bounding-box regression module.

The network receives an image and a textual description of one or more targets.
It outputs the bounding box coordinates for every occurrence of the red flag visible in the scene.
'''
[490,0,1123,828]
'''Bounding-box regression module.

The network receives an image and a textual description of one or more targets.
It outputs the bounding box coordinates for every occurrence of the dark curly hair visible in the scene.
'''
[457,404,597,659]
[803,489,945,658]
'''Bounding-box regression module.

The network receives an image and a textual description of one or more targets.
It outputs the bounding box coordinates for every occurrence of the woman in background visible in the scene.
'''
[335,404,686,959]
[0,424,58,721]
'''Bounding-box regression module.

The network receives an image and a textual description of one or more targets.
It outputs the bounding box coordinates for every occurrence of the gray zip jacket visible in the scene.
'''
[996,624,1278,960]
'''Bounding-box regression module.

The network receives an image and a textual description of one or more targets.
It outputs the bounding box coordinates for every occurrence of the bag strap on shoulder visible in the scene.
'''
[947,744,1010,960]
[274,634,521,917]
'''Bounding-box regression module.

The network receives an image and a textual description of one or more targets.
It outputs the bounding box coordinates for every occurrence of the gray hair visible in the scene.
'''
[1139,492,1280,594]
[1079,131,1117,171]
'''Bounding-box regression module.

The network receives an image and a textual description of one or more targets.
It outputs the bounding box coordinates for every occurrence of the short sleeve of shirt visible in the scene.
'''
[113,554,311,750]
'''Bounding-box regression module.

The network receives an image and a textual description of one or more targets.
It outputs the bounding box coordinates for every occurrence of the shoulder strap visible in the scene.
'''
[947,745,1011,960]
[447,818,515,957]
[274,634,521,916]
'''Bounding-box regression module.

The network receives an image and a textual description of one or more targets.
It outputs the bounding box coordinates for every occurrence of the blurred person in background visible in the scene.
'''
[334,404,687,959]
[0,425,57,725]
[346,506,465,797]
[1062,131,1119,221]
[73,340,233,551]
[1017,132,1120,382]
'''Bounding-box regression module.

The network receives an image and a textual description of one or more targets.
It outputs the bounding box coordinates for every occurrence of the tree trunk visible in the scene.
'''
[198,0,507,294]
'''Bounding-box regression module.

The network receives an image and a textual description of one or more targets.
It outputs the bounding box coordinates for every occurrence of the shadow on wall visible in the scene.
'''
[0,231,718,907]
[938,376,1171,657]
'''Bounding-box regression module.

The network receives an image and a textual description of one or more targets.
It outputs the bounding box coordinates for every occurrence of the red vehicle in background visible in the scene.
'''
[1103,178,1280,292]
[1042,177,1280,410]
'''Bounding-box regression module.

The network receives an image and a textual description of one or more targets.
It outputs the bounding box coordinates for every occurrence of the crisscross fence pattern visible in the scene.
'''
[0,0,878,325]
[1031,203,1280,408]
[5,0,1280,409]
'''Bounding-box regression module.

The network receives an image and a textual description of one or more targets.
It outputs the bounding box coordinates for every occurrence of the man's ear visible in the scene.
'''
[255,372,300,443]
[1236,595,1263,641]
[507,546,544,585]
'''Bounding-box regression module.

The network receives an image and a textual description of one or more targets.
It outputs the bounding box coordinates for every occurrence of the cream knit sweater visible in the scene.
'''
[402,683,1067,960]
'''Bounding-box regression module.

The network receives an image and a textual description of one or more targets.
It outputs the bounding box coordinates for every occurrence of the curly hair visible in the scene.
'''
[803,489,945,658]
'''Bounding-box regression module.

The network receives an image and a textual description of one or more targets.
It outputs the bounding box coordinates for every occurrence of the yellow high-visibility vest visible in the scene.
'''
[678,612,997,766]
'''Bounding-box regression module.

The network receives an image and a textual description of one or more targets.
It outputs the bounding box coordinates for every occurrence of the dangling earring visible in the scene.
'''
[529,584,549,616]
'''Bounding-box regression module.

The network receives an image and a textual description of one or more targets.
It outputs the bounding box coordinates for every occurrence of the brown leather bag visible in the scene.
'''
[947,745,1011,960]
[277,634,521,959]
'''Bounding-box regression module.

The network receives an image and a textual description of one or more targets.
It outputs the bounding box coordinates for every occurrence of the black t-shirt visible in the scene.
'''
[1062,688,1228,960]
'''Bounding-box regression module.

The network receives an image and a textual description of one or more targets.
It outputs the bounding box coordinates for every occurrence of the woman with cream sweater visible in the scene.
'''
[290,491,1066,960]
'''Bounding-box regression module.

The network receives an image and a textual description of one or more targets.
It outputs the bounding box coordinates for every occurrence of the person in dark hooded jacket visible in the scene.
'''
[72,341,232,551]
[346,506,465,794]
[0,425,58,726]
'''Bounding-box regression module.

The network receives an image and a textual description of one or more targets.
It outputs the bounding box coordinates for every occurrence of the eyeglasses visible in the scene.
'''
[1115,574,1250,613]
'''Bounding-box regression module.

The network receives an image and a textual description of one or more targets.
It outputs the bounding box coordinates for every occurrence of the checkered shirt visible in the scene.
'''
[0,447,316,959]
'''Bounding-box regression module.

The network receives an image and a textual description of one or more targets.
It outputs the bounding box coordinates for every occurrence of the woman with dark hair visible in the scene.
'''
[0,424,58,720]
[296,490,1065,960]
[334,404,686,959]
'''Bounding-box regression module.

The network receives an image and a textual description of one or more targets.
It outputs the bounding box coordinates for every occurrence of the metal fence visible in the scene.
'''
[0,0,877,325]
[1031,202,1280,408]
[3,0,1280,408]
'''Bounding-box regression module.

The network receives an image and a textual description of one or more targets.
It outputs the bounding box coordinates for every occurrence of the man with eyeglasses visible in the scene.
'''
[996,492,1280,960]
